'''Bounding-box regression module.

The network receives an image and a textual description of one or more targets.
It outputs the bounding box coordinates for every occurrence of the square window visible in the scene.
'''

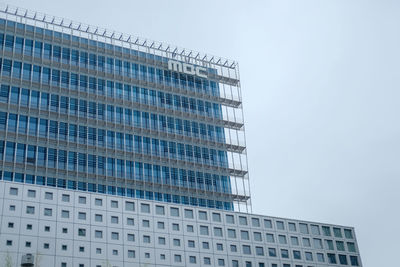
[61,210,70,218]
[266,233,275,243]
[338,251,349,263]
[256,246,264,256]
[333,227,342,238]
[62,244,67,250]
[184,209,194,219]
[79,246,85,252]
[302,237,311,247]
[347,242,356,252]
[9,187,18,195]
[278,235,287,244]
[218,259,225,266]
[299,223,309,234]
[328,253,337,264]
[158,237,166,245]
[188,240,195,248]
[212,212,221,222]
[9,205,16,211]
[198,211,207,220]
[78,212,86,220]
[8,222,14,228]
[187,225,194,232]
[226,214,234,224]
[141,203,150,213]
[125,201,135,211]
[239,216,248,225]
[96,248,102,254]
[288,222,297,231]
[305,251,313,261]
[160,254,165,260]
[127,218,134,225]
[145,252,150,258]
[111,232,119,240]
[44,208,52,216]
[291,236,299,246]
[172,223,180,231]
[174,254,182,262]
[311,224,320,235]
[200,225,209,235]
[62,228,68,234]
[216,243,223,251]
[322,226,331,236]
[251,217,260,227]
[204,257,211,265]
[276,221,285,230]
[112,249,118,255]
[228,229,236,238]
[264,219,272,228]
[78,196,86,204]
[111,200,118,208]
[293,250,301,259]
[157,221,165,229]
[317,253,325,262]
[173,238,181,246]
[325,239,334,250]
[95,214,103,222]
[6,240,12,246]
[202,242,209,249]
[62,194,70,202]
[27,224,32,230]
[281,249,289,258]
[268,248,276,257]
[170,207,179,217]
[27,189,36,198]
[43,243,49,249]
[156,205,165,215]
[336,240,345,251]
[95,198,103,206]
[254,232,262,241]
[127,233,135,241]
[25,241,31,247]
[111,216,119,224]
[95,230,103,238]
[143,235,150,243]
[350,256,359,266]
[232,260,239,267]
[128,250,135,258]
[230,244,237,252]
[142,219,149,227]
[189,256,196,263]
[78,228,86,236]
[26,206,35,214]
[45,192,53,200]
[314,238,323,249]
[344,229,353,239]
[44,226,50,232]
[214,227,223,237]
[241,230,249,240]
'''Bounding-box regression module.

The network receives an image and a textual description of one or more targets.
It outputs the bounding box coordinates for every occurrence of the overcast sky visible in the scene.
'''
[10,0,400,266]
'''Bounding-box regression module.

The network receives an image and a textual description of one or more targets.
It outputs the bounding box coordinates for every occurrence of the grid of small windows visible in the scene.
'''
[0,181,361,267]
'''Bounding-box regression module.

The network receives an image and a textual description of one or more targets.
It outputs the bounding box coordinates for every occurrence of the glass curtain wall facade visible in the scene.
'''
[0,4,250,212]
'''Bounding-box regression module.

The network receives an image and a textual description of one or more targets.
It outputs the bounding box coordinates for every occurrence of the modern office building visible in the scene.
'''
[0,4,362,267]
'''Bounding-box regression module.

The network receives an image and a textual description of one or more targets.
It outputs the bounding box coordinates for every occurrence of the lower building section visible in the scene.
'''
[0,180,362,267]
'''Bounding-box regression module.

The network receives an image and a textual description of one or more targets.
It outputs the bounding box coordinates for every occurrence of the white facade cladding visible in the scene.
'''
[0,180,361,267]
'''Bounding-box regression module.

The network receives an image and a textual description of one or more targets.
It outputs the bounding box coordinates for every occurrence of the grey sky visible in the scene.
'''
[10,0,400,266]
